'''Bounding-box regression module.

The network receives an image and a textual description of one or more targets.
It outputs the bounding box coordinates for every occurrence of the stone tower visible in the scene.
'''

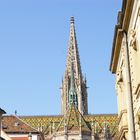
[61,17,88,115]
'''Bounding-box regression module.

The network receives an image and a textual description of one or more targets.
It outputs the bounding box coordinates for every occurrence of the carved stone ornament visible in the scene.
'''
[130,29,137,51]
[117,70,123,83]
[136,114,140,125]
[116,68,124,94]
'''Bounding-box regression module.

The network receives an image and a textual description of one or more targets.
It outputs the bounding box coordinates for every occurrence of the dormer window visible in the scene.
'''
[14,122,20,126]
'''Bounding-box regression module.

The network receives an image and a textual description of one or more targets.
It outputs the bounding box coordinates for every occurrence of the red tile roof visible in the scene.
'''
[2,115,39,134]
[11,137,28,140]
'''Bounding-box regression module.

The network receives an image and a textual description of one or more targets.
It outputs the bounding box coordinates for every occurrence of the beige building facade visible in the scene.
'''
[1,130,12,140]
[110,0,140,139]
[0,108,6,140]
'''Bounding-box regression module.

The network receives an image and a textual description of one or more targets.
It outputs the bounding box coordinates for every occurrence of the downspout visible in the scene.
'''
[122,30,135,140]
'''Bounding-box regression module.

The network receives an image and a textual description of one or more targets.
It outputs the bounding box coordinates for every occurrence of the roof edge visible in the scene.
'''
[0,108,6,114]
[110,0,134,73]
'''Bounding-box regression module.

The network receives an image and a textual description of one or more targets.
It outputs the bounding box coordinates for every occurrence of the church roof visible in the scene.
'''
[84,114,118,136]
[56,104,91,134]
[20,113,118,136]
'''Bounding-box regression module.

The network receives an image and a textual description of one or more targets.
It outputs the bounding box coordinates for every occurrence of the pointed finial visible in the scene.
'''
[70,16,74,24]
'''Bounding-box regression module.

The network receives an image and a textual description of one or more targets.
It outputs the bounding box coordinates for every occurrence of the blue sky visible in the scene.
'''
[0,1,122,115]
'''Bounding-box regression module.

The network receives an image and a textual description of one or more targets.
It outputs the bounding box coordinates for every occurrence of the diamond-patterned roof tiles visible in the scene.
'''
[56,104,91,133]
[20,113,118,136]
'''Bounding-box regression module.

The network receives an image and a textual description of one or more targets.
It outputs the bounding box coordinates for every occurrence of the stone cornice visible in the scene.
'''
[118,125,128,139]
[110,28,123,73]
[110,0,134,73]
[118,109,127,124]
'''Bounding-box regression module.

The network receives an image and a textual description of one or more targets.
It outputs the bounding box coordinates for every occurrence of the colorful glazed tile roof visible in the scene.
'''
[85,114,118,136]
[56,104,91,133]
[20,113,118,137]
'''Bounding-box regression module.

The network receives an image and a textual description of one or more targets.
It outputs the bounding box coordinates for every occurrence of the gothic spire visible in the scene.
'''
[61,17,88,115]
[65,16,82,77]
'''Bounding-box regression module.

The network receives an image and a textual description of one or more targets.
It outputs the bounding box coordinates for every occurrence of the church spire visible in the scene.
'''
[66,16,82,77]
[61,17,88,115]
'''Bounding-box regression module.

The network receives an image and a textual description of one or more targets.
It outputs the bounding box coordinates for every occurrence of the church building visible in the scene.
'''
[1,0,140,139]
[1,17,118,140]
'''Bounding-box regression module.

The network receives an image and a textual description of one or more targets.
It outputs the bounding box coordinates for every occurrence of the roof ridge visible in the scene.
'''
[84,114,118,117]
[20,115,63,118]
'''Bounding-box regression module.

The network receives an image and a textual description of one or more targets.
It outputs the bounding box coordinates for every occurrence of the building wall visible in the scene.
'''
[111,0,140,139]
[1,130,12,140]
[8,134,39,140]
[0,109,6,139]
[52,134,91,140]
[0,114,2,138]
[127,0,140,139]
[115,34,129,139]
